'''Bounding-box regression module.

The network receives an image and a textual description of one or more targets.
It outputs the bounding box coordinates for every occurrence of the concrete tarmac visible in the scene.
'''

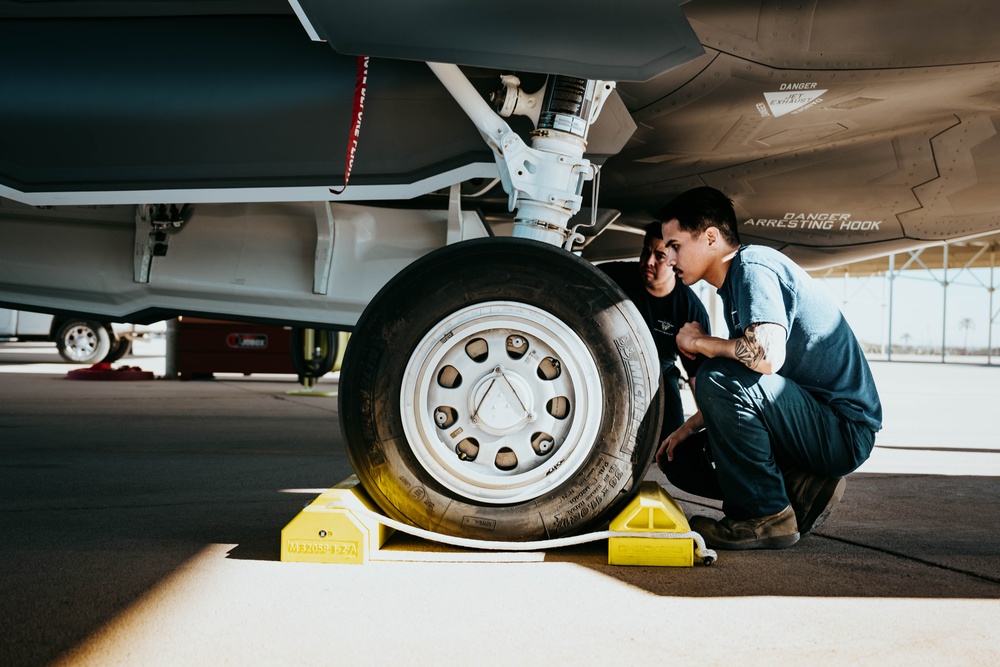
[1,340,998,666]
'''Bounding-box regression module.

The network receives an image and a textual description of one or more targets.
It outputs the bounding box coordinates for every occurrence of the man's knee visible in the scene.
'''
[694,357,758,410]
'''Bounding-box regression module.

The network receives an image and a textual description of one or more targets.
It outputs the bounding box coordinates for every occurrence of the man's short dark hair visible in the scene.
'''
[657,186,741,246]
[642,220,662,246]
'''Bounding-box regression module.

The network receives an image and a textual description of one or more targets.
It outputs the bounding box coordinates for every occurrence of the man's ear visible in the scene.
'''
[705,226,719,247]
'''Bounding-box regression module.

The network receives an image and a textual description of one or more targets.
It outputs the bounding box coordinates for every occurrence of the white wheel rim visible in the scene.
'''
[65,325,98,361]
[401,301,601,504]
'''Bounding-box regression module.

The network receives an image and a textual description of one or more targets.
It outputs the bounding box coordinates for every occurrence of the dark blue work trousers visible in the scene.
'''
[660,369,685,443]
[664,357,875,520]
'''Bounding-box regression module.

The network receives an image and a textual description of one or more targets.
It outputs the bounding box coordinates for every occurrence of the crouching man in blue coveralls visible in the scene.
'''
[655,186,882,550]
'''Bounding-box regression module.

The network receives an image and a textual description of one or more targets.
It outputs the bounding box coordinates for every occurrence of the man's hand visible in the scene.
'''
[655,412,703,472]
[676,321,708,360]
[655,429,684,471]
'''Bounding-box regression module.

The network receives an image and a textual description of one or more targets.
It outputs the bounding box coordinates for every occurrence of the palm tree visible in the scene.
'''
[959,317,976,352]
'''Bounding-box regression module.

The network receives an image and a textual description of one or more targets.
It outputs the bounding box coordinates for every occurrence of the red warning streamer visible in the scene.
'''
[330,55,369,195]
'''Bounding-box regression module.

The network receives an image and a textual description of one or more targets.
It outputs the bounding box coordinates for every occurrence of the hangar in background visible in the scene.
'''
[809,231,1000,363]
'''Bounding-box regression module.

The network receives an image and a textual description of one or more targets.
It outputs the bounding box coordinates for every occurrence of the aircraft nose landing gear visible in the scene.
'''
[338,66,660,541]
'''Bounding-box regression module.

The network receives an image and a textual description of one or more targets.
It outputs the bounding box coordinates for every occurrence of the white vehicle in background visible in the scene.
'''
[0,308,164,364]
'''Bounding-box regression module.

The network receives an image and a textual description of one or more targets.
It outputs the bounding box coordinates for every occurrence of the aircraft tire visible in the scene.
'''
[339,237,662,541]
[102,334,132,363]
[54,319,113,364]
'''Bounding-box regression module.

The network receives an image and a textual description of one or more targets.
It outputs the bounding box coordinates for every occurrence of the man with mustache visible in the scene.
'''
[600,221,712,450]
[657,186,882,550]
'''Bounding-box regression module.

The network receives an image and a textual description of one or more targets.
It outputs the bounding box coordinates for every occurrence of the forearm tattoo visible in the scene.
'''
[734,323,780,371]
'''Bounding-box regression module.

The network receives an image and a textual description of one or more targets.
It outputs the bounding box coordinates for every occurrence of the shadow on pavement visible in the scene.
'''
[544,472,1000,598]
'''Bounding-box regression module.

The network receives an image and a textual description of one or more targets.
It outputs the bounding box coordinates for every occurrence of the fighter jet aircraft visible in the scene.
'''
[2,1,998,541]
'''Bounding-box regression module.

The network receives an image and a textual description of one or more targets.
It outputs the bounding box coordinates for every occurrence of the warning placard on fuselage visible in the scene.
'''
[743,212,883,232]
[760,83,827,117]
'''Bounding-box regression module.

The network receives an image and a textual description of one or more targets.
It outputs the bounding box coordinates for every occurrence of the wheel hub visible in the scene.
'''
[67,328,97,357]
[401,301,601,504]
[469,366,533,435]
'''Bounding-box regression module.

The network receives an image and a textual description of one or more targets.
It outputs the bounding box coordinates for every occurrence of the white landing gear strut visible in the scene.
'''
[427,63,614,249]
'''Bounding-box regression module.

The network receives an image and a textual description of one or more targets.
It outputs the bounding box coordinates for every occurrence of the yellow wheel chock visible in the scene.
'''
[281,477,716,566]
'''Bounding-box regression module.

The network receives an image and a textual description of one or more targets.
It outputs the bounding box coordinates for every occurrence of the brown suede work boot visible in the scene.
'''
[689,505,800,550]
[782,470,847,536]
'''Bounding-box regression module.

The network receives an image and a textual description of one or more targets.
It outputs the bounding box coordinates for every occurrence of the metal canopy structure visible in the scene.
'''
[810,232,1000,275]
[811,233,1000,364]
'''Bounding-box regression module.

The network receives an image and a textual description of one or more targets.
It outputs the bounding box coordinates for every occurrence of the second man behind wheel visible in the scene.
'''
[599,221,711,447]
